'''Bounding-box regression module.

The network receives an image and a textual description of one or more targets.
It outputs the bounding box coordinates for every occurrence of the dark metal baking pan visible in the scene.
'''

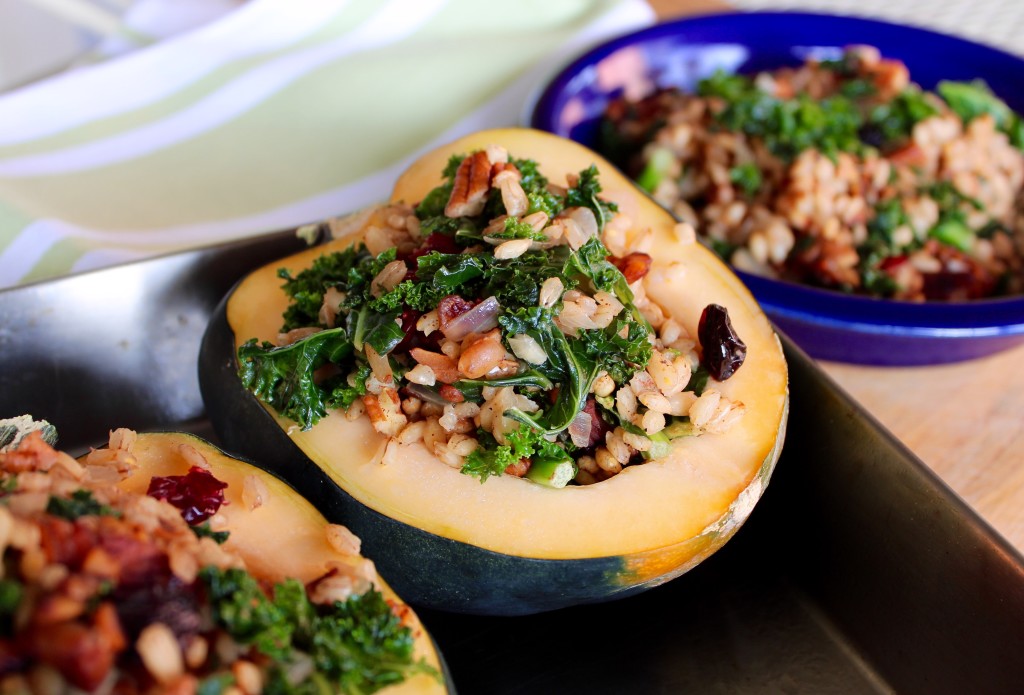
[2,233,1023,694]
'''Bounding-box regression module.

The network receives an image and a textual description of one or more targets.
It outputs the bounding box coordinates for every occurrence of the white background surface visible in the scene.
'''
[4,0,1023,94]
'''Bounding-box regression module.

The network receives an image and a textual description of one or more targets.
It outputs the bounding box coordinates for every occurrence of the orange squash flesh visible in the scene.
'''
[204,128,788,613]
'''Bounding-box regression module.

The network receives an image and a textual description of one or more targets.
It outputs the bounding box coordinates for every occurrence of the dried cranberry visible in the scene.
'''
[581,398,611,449]
[879,255,908,271]
[0,640,25,676]
[922,268,994,301]
[114,574,201,645]
[146,466,227,525]
[698,304,746,381]
[393,308,423,353]
[609,252,653,284]
[405,232,461,266]
[918,243,995,301]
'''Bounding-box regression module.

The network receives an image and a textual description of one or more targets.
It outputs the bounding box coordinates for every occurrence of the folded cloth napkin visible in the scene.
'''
[0,0,654,288]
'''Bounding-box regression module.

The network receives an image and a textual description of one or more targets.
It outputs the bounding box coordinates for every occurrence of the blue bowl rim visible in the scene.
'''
[528,10,1024,338]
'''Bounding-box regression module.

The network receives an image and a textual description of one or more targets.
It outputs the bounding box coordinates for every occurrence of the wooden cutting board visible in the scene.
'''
[645,0,1024,555]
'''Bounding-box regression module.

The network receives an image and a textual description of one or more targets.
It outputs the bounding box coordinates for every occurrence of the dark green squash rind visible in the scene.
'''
[200,293,646,616]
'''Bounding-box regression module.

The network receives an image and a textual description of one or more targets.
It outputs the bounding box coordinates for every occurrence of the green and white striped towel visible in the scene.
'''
[0,0,653,288]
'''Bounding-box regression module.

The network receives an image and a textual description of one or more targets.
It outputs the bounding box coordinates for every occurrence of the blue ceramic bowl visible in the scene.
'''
[529,12,1024,365]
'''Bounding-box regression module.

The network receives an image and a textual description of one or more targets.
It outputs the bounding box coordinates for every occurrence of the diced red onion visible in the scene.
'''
[568,410,594,448]
[441,296,500,341]
[404,384,450,406]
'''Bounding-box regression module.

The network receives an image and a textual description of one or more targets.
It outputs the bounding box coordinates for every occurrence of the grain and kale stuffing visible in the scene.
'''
[238,146,749,488]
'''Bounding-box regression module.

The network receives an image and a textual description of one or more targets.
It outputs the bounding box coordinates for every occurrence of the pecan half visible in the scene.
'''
[445,151,492,218]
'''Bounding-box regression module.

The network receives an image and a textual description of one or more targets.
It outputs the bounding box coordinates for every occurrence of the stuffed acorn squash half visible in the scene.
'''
[200,128,789,616]
[0,419,445,693]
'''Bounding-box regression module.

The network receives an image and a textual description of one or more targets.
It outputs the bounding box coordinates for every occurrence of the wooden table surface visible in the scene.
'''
[649,0,1024,554]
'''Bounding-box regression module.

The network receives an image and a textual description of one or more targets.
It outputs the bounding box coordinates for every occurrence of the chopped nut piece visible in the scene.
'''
[137,623,184,685]
[494,238,532,260]
[445,151,492,217]
[492,162,528,216]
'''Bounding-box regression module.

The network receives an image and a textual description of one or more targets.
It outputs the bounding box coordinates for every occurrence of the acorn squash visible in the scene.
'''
[0,423,446,693]
[199,128,789,615]
[122,432,447,694]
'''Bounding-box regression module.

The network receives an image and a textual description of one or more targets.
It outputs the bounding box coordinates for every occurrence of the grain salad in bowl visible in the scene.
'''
[600,45,1024,302]
[200,128,788,614]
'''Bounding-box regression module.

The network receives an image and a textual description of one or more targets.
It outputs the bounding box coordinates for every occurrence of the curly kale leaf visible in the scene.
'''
[503,321,601,436]
[304,587,435,693]
[454,370,554,402]
[483,247,575,310]
[498,307,563,380]
[486,216,549,241]
[328,362,371,411]
[568,237,653,334]
[0,578,23,637]
[862,87,938,149]
[277,244,405,333]
[462,427,572,483]
[937,79,1021,143]
[729,162,763,198]
[278,246,365,331]
[201,567,295,661]
[566,164,619,231]
[567,237,632,300]
[415,251,488,290]
[697,69,753,101]
[576,318,653,385]
[347,306,404,356]
[201,568,437,694]
[238,329,353,431]
[495,239,653,436]
[46,489,119,521]
[412,247,574,313]
[341,247,400,309]
[699,71,864,161]
[858,198,910,296]
[517,157,564,218]
[925,181,984,252]
[498,306,595,435]
[191,521,230,545]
